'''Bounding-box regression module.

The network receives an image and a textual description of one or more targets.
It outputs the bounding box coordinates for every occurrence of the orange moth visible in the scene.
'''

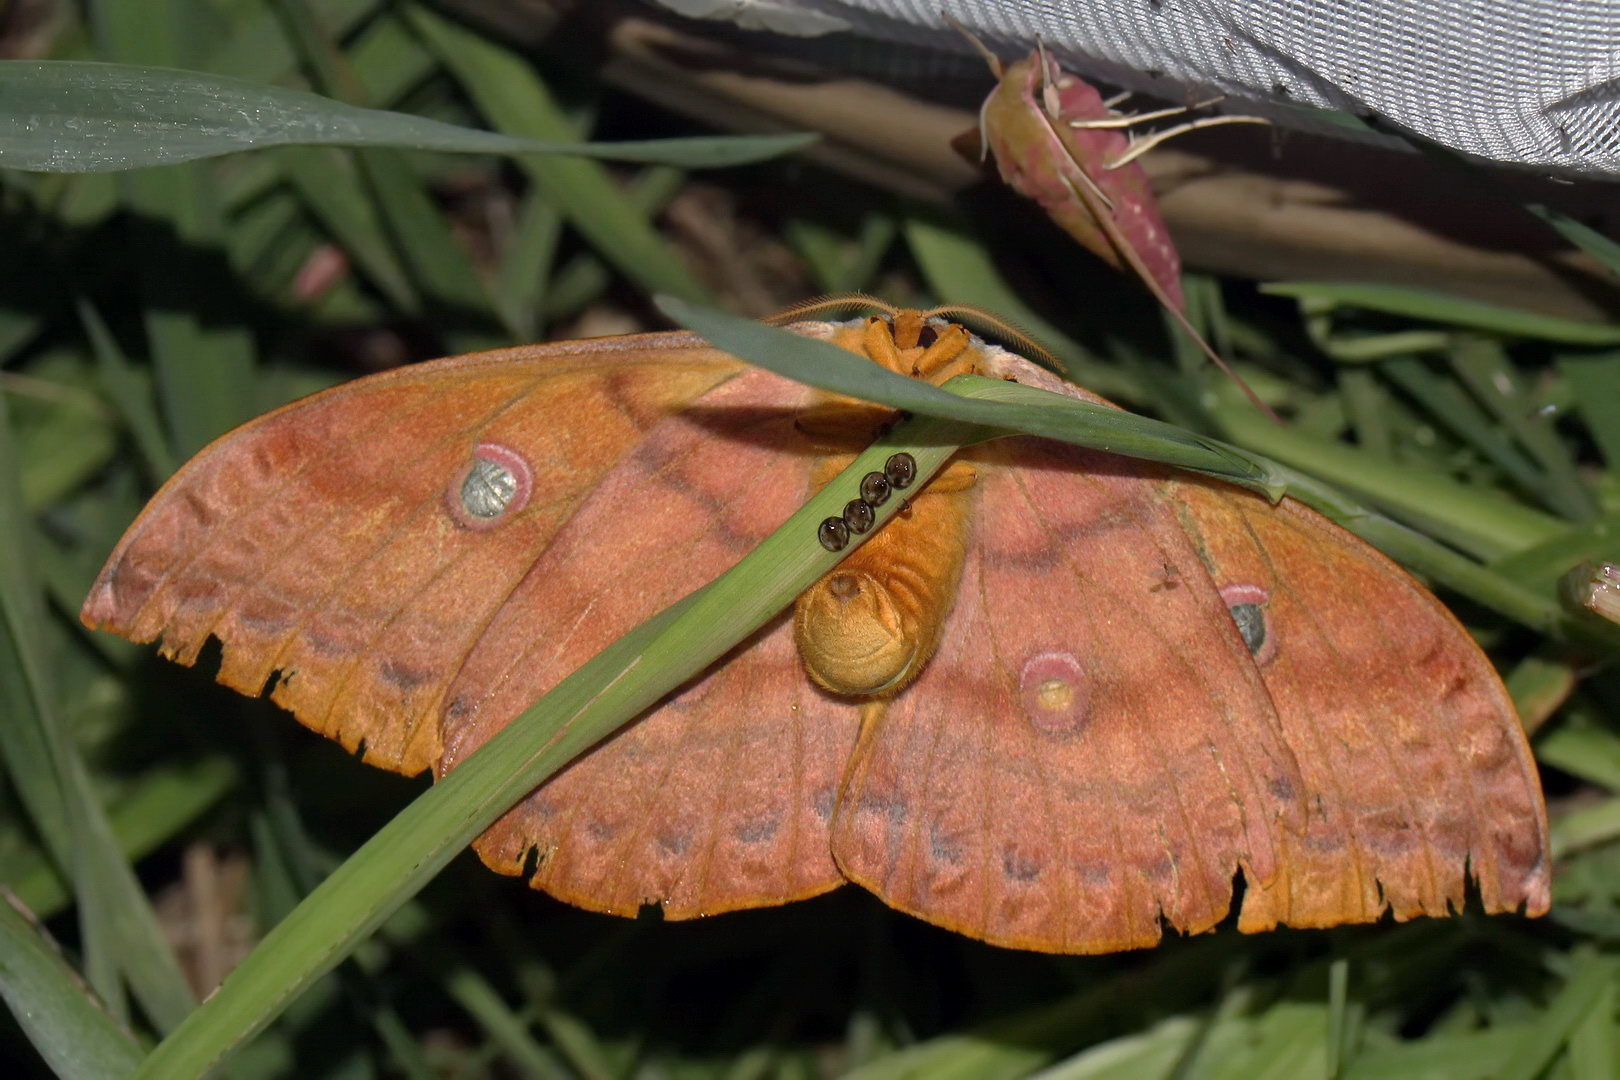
[81,298,1548,953]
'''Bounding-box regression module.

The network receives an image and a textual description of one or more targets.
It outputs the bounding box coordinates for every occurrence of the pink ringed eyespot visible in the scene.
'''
[1020,651,1089,736]
[448,443,532,530]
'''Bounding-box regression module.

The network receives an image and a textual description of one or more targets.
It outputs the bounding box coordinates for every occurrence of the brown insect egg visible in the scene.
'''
[817,517,850,552]
[859,471,891,506]
[884,452,917,489]
[843,498,876,535]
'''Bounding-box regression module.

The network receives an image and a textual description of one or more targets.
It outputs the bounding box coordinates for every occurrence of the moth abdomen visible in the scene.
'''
[794,477,974,698]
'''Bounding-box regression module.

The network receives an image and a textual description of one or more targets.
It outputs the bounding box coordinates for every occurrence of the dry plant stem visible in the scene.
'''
[598,14,1620,320]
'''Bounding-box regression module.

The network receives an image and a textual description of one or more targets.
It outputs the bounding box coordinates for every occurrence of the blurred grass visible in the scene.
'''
[1,1,1619,1079]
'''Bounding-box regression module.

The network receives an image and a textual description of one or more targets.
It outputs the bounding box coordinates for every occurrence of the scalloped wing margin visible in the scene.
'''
[82,334,743,776]
[829,350,1547,953]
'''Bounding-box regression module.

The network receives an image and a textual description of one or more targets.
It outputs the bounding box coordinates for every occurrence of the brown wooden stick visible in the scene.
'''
[595,11,1620,321]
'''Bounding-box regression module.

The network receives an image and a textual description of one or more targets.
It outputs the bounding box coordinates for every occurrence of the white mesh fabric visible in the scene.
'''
[654,0,1620,177]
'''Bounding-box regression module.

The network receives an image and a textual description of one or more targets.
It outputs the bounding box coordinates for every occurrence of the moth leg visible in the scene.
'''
[913,325,979,382]
[862,315,906,373]
[1108,114,1271,169]
[922,459,978,494]
[1068,97,1226,131]
[847,700,890,758]
[796,405,889,448]
[1063,156,1118,215]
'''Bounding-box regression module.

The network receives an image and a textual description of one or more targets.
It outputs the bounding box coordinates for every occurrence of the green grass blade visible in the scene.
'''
[247,766,452,1080]
[344,9,436,106]
[271,0,368,105]
[1447,339,1596,521]
[0,399,119,1015]
[662,300,1579,632]
[1566,977,1618,1080]
[848,943,1228,1080]
[89,0,177,68]
[405,3,715,303]
[1218,405,1563,560]
[1326,958,1353,1080]
[203,0,380,84]
[8,756,237,921]
[0,309,42,363]
[89,0,264,462]
[1493,952,1620,1080]
[0,399,197,1033]
[1562,351,1620,467]
[445,969,574,1080]
[1345,1026,1531,1080]
[1378,355,1555,512]
[786,212,896,296]
[534,1002,616,1080]
[1263,282,1620,345]
[356,147,499,326]
[11,375,120,513]
[1504,648,1580,733]
[77,298,176,479]
[1551,797,1620,860]
[1469,517,1620,619]
[1029,1019,1196,1079]
[270,0,498,332]
[1222,443,1572,631]
[1538,713,1620,792]
[369,1006,441,1080]
[0,894,145,1080]
[221,185,302,280]
[1338,367,1394,457]
[125,164,258,459]
[530,164,689,331]
[657,298,1269,490]
[1523,201,1620,278]
[131,412,975,1079]
[493,191,563,339]
[662,303,1582,631]
[1314,330,1455,364]
[0,61,817,172]
[282,148,419,312]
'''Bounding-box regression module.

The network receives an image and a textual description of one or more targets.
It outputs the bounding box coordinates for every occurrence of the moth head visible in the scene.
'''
[770,293,1057,385]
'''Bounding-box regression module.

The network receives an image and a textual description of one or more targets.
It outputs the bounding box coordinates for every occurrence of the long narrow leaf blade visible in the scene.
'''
[657,297,1270,489]
[0,61,815,171]
[132,413,974,1079]
[0,399,196,1032]
[661,300,1571,635]
[0,895,145,1080]
[405,4,712,303]
[1263,282,1620,345]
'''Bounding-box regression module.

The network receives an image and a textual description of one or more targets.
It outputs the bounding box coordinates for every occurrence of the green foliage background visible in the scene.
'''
[3,2,1620,1078]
